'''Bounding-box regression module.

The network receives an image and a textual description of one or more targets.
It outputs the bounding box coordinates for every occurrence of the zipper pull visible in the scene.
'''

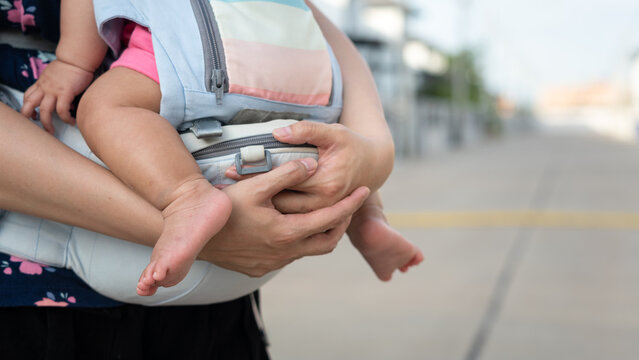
[213,69,226,105]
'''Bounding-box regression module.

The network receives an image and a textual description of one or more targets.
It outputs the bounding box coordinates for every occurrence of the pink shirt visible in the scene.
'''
[110,24,159,84]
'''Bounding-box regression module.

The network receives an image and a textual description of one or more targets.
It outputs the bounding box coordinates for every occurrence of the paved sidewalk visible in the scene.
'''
[261,132,639,360]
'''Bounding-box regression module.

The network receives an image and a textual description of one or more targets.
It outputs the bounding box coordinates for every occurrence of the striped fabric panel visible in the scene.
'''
[224,38,331,105]
[210,0,332,105]
[212,1,325,50]
[216,0,308,11]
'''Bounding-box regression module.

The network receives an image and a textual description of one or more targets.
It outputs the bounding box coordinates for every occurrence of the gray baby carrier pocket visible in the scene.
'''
[180,118,318,185]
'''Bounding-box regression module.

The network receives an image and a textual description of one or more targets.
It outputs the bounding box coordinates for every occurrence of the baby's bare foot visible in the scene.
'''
[136,178,231,296]
[348,205,423,281]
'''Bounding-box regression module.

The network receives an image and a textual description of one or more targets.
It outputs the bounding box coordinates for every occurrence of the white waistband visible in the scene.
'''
[180,119,299,153]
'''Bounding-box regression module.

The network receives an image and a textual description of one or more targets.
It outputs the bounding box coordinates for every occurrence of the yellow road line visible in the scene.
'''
[386,211,639,229]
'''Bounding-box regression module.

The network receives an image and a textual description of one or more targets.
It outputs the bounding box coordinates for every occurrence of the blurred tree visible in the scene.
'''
[416,49,504,137]
[417,49,487,105]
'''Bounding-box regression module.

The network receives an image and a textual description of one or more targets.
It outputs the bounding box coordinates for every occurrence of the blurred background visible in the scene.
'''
[261,1,639,359]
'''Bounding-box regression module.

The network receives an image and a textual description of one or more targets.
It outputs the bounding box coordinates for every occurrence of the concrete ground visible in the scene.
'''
[260,131,639,360]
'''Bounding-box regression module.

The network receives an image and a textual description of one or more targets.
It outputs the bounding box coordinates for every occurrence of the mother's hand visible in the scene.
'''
[227,121,392,214]
[199,158,370,277]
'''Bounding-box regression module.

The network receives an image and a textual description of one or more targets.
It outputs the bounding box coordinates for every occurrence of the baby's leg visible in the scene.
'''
[347,192,423,281]
[77,67,231,296]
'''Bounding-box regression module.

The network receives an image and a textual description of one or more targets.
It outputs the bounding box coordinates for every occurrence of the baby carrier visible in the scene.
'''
[0,0,343,305]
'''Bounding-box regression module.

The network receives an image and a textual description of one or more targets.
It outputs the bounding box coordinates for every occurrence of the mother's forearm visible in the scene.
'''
[0,103,163,245]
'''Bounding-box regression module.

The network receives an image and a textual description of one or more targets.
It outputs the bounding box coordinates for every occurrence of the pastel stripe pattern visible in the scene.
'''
[212,1,325,50]
[210,0,332,105]
[216,0,308,11]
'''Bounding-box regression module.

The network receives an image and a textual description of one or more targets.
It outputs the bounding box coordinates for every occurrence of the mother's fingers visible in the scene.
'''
[224,165,258,181]
[273,120,344,148]
[238,158,317,201]
[218,215,351,277]
[224,159,317,184]
[272,190,321,214]
[299,215,352,256]
[286,186,369,238]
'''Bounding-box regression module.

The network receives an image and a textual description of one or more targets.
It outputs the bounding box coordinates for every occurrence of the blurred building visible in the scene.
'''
[496,96,517,120]
[533,51,639,142]
[316,0,502,156]
[319,0,424,155]
[629,52,639,139]
[536,79,636,141]
[538,82,627,109]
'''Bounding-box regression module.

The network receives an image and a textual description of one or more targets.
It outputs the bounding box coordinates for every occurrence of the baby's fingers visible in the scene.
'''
[21,85,44,119]
[56,94,75,126]
[39,95,56,134]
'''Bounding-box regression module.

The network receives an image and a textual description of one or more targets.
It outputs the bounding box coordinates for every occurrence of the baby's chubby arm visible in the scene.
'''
[21,0,107,134]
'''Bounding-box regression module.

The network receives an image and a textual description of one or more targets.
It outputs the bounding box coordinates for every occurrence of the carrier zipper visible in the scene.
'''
[192,134,311,160]
[191,0,228,104]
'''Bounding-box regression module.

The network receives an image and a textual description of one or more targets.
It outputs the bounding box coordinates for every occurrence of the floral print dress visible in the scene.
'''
[0,252,121,307]
[1,1,121,308]
[0,0,60,41]
[1,0,58,92]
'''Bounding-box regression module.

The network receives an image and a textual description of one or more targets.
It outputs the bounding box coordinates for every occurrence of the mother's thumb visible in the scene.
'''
[273,121,335,147]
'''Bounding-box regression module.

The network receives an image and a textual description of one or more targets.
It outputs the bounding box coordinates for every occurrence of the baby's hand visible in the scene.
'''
[21,59,94,134]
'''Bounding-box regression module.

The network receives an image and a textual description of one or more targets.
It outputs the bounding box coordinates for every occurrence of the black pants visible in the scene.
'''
[0,0,60,42]
[0,44,55,92]
[1,0,59,92]
[0,292,270,360]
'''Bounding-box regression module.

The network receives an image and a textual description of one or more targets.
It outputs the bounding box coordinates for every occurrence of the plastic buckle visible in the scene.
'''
[178,118,223,138]
[235,149,273,175]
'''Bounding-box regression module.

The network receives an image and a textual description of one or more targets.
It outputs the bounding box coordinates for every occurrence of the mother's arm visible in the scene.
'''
[0,102,163,242]
[0,103,368,276]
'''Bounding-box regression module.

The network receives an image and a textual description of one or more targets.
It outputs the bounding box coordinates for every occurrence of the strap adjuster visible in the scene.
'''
[178,118,223,138]
[235,146,273,175]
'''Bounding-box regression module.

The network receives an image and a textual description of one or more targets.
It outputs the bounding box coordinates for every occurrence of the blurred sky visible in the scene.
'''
[407,0,639,103]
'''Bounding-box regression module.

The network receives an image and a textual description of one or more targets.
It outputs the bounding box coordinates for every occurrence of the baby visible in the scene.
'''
[22,0,422,296]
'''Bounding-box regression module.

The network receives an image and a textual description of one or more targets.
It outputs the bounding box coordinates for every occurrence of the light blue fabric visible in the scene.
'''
[93,0,343,127]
